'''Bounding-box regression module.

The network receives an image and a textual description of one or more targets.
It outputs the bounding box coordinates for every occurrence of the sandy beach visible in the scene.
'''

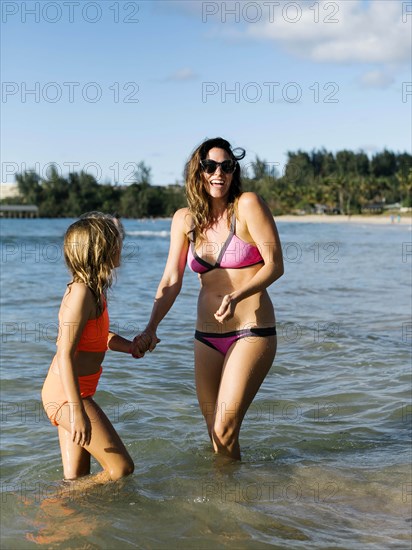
[276,214,412,226]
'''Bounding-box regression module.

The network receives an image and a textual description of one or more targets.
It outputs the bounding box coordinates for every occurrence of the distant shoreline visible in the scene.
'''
[275,214,411,226]
[1,213,411,226]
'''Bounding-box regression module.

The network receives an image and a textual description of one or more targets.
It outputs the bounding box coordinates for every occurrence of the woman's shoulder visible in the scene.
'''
[237,193,274,228]
[173,207,190,219]
[237,192,265,212]
[172,207,192,230]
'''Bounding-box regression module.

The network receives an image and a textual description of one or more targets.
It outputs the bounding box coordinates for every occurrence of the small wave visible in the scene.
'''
[126,230,170,238]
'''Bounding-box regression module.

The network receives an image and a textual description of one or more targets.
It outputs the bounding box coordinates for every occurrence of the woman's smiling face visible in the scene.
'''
[202,147,234,200]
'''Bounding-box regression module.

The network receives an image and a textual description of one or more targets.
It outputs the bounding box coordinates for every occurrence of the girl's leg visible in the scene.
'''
[58,426,91,479]
[194,340,225,438]
[212,335,277,460]
[56,397,134,482]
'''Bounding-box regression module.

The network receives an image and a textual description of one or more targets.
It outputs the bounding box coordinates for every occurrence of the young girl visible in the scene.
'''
[41,213,135,482]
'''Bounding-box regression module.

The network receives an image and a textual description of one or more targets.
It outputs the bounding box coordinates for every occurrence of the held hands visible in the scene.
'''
[130,329,161,358]
[214,294,237,323]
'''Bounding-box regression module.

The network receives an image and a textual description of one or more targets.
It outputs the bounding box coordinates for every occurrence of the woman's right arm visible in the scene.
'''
[135,208,190,353]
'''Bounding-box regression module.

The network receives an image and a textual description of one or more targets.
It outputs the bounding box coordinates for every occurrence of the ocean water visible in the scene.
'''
[0,217,411,549]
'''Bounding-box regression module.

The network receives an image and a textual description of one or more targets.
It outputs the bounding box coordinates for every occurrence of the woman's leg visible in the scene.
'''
[56,397,134,482]
[212,335,277,460]
[194,340,225,438]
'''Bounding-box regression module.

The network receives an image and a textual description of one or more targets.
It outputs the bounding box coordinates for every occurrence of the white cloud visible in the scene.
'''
[155,0,412,66]
[153,1,410,69]
[234,1,410,65]
[358,70,395,89]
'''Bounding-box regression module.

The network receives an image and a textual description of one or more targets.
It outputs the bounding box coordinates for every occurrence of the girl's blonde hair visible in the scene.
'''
[64,213,123,312]
[184,137,245,244]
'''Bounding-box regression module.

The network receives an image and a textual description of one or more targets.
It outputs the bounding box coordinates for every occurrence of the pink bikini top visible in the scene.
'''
[187,213,264,274]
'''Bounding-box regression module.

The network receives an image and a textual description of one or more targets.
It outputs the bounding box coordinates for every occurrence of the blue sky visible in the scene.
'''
[2,0,411,185]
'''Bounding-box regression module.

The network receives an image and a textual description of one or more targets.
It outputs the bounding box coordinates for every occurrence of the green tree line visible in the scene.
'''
[5,149,411,217]
[242,148,411,215]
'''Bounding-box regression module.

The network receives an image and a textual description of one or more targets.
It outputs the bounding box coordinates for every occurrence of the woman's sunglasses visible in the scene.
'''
[200,159,237,174]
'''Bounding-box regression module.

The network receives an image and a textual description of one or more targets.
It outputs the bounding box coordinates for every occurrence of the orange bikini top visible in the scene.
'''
[76,299,110,353]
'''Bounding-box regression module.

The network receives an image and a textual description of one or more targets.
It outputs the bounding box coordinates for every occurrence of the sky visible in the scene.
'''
[1,0,411,185]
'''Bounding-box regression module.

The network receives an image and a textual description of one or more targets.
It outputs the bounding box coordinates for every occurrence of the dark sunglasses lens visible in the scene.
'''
[221,160,236,173]
[201,160,217,173]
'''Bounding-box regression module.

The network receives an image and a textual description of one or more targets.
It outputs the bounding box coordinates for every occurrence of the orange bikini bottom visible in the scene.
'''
[41,363,103,426]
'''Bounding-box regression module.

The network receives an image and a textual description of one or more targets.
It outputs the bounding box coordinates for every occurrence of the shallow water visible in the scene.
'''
[1,217,411,549]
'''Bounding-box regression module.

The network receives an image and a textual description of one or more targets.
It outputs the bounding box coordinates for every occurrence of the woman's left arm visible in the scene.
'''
[214,192,284,322]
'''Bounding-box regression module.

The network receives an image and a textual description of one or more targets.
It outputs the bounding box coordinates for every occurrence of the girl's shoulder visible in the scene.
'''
[62,282,96,309]
[58,282,101,324]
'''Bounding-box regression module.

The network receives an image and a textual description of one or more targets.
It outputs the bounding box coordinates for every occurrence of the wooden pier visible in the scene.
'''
[0,205,39,218]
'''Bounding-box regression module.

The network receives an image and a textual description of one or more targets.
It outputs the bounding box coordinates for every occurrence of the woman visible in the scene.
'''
[133,137,284,460]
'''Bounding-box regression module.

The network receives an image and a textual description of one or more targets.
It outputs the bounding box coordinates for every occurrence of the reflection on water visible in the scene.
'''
[4,462,410,549]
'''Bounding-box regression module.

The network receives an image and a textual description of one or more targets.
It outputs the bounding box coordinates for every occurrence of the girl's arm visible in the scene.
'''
[56,283,95,445]
[107,332,133,354]
[134,208,189,353]
[215,193,284,322]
